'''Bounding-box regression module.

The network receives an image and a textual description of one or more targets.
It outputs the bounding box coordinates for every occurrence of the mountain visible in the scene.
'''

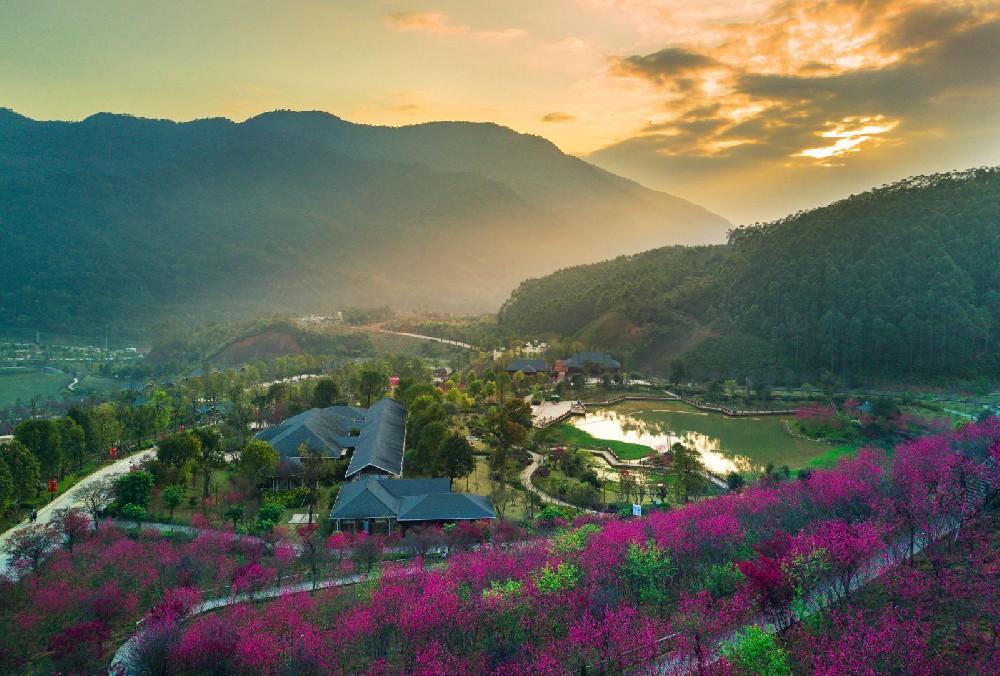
[0,108,730,335]
[499,168,1000,383]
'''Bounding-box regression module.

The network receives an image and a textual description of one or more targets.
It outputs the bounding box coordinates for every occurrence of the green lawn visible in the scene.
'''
[806,444,859,469]
[545,423,654,460]
[0,368,73,406]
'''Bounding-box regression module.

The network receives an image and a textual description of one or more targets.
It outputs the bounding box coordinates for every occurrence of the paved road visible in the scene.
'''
[373,328,476,351]
[0,446,156,575]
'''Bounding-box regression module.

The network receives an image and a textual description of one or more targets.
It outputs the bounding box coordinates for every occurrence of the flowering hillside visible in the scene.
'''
[1,421,996,673]
[128,420,1000,674]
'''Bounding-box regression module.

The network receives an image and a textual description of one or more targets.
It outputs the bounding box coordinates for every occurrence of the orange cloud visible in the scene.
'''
[542,112,576,122]
[383,11,526,41]
[598,0,1000,165]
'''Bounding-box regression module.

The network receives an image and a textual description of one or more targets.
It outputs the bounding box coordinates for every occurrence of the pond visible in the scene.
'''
[569,401,831,474]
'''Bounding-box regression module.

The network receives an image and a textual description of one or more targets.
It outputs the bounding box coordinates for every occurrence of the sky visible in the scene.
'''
[3,0,1000,223]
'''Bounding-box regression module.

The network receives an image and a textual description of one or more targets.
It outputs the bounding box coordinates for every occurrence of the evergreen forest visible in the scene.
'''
[499,168,1000,383]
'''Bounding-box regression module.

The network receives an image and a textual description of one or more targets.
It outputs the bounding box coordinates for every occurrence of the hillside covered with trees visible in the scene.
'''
[0,108,729,336]
[499,168,1000,384]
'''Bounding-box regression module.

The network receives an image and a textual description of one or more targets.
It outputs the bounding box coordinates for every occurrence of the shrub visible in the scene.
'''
[722,625,791,675]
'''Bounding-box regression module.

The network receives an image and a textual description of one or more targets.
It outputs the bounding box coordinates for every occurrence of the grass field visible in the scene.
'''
[0,368,73,406]
[545,423,655,460]
[806,444,860,469]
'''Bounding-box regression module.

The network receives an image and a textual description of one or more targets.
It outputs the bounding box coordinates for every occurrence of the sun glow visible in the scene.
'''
[798,116,899,159]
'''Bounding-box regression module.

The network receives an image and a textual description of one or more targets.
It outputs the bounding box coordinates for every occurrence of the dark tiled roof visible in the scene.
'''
[330,479,398,519]
[345,398,407,478]
[398,493,495,521]
[381,478,451,497]
[329,477,494,522]
[563,352,621,369]
[507,359,549,374]
[254,405,367,459]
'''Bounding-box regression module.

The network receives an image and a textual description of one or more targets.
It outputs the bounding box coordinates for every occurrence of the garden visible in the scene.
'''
[23,418,986,674]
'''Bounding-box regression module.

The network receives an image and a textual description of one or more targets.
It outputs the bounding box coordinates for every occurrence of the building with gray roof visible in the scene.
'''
[563,352,621,372]
[254,398,406,480]
[330,476,495,533]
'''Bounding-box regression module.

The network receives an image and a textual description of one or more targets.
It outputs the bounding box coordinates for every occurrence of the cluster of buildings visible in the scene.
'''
[253,397,494,533]
[505,351,621,382]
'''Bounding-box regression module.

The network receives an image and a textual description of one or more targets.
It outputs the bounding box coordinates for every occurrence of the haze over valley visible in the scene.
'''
[0,108,729,334]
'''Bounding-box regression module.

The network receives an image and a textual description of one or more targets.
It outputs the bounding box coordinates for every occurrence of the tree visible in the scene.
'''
[225,504,245,529]
[1,440,41,508]
[50,507,90,552]
[437,432,476,489]
[156,431,201,476]
[77,477,115,531]
[727,471,745,492]
[89,403,122,460]
[620,539,675,607]
[240,440,279,482]
[120,503,147,530]
[149,390,172,440]
[0,459,12,515]
[223,387,256,452]
[669,442,706,504]
[411,420,448,476]
[3,524,58,573]
[193,426,225,499]
[312,378,340,408]
[126,404,156,448]
[15,418,63,479]
[358,369,389,407]
[494,372,512,404]
[59,417,87,472]
[490,482,516,519]
[669,359,686,387]
[301,445,332,525]
[162,485,184,521]
[721,625,791,675]
[484,399,532,485]
[114,470,154,509]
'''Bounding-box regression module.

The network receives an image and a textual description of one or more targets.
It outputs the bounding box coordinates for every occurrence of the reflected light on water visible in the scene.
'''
[575,411,752,474]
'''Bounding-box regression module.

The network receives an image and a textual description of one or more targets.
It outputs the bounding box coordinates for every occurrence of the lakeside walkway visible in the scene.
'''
[532,392,795,429]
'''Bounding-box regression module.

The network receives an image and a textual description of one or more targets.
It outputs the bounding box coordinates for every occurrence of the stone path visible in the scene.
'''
[519,451,596,513]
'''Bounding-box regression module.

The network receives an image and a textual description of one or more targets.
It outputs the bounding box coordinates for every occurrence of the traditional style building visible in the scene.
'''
[330,477,495,533]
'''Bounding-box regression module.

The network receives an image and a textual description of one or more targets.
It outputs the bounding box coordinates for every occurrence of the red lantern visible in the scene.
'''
[47,478,58,493]
[179,425,185,431]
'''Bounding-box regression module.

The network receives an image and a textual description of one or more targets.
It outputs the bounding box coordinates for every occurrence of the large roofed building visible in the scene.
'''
[254,398,407,479]
[563,352,621,372]
[330,477,495,533]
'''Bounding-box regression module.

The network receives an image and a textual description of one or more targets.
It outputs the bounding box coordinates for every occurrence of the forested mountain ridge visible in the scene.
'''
[0,108,730,334]
[499,168,1000,383]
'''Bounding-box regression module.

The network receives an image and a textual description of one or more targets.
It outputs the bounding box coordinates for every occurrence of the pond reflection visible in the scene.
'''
[571,402,829,474]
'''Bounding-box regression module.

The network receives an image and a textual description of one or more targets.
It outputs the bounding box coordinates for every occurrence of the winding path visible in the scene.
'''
[110,570,366,674]
[520,451,596,513]
[372,328,476,351]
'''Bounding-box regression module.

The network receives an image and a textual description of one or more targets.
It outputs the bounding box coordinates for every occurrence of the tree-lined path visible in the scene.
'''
[0,447,156,575]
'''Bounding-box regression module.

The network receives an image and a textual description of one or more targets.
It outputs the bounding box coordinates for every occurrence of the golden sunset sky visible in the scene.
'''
[4,0,1000,222]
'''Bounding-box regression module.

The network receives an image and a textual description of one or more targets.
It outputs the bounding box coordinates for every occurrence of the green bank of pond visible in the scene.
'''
[564,401,838,474]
